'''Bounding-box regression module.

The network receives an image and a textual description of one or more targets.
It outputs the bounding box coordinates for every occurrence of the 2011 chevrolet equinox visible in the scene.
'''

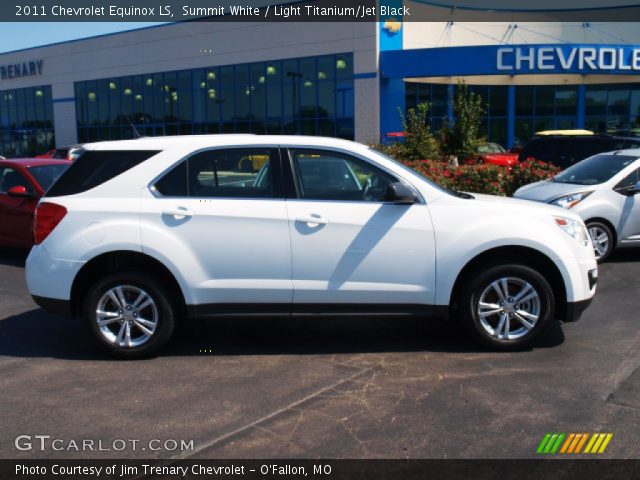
[26,135,597,358]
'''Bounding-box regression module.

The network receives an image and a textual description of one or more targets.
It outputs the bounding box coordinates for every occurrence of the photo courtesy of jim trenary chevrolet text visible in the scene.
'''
[0,1,639,479]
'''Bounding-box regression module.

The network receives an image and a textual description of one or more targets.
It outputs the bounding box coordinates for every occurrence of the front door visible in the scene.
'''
[284,148,436,307]
[615,167,640,242]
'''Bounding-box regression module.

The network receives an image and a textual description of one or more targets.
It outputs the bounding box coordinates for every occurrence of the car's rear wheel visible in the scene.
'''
[459,264,555,350]
[586,221,614,262]
[83,271,175,359]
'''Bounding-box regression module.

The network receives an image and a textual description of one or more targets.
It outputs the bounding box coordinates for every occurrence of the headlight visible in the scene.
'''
[554,216,590,247]
[550,191,593,209]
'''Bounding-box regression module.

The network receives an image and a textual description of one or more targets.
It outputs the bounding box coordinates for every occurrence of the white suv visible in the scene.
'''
[26,135,597,358]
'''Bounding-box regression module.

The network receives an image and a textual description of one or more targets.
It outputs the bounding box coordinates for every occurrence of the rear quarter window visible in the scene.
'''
[46,150,160,197]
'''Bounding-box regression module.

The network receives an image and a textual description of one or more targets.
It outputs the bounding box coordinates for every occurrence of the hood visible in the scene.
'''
[468,192,580,218]
[482,153,518,164]
[513,180,594,203]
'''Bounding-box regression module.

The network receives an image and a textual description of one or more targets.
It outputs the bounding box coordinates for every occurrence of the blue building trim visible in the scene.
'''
[378,0,405,139]
[52,97,75,103]
[507,86,515,148]
[380,44,640,79]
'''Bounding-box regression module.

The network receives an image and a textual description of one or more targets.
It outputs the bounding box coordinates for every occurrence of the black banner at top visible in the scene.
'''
[5,0,640,22]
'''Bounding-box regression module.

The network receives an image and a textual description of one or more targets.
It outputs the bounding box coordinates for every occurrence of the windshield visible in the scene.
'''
[553,154,638,185]
[27,164,69,191]
[478,143,505,154]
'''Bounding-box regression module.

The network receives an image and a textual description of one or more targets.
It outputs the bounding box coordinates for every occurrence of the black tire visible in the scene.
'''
[83,271,176,359]
[458,264,555,350]
[586,220,614,263]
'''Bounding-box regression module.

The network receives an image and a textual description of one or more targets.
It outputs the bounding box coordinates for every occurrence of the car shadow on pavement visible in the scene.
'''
[0,308,565,360]
[608,248,640,263]
[0,248,28,267]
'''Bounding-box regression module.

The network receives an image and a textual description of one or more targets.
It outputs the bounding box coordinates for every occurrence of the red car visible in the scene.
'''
[463,142,519,166]
[0,158,70,249]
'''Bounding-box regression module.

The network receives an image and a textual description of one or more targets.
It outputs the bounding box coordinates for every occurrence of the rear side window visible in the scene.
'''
[46,150,160,197]
[154,148,277,198]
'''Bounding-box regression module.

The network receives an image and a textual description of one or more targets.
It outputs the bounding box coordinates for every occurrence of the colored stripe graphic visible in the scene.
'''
[538,433,612,454]
[584,433,613,453]
[537,433,565,454]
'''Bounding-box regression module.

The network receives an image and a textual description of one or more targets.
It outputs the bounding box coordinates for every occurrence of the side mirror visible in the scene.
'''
[634,181,640,194]
[385,182,418,205]
[7,185,33,197]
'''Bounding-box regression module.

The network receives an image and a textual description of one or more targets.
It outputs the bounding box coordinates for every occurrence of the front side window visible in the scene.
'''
[289,149,396,202]
[0,167,31,193]
[614,168,640,190]
[154,148,276,198]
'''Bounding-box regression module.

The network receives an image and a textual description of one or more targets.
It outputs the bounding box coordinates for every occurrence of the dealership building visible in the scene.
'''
[1,2,640,156]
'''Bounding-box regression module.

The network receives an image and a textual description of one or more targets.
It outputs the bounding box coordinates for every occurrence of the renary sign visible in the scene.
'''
[0,60,43,81]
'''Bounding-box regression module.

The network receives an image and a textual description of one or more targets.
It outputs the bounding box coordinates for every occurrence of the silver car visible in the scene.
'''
[514,150,640,261]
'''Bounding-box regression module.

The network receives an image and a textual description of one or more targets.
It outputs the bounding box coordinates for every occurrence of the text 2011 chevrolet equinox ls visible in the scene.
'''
[26,135,598,358]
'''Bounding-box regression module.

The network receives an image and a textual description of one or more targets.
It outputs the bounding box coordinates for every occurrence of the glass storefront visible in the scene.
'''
[405,82,640,146]
[406,83,579,146]
[0,85,54,157]
[75,53,354,142]
[585,84,640,136]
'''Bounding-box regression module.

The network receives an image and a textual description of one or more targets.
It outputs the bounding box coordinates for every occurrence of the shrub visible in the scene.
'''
[401,159,559,196]
[501,160,561,196]
[440,83,486,162]
[393,103,440,161]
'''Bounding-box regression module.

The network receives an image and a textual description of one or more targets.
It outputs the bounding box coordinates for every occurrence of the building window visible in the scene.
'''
[0,85,54,157]
[514,85,577,143]
[586,84,640,136]
[75,54,354,142]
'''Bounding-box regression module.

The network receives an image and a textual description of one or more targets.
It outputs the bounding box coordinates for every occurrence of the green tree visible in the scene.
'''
[441,83,486,162]
[394,102,440,161]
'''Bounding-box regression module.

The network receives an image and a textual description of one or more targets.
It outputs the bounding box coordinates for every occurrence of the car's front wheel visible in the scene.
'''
[83,271,176,358]
[459,264,555,350]
[586,220,614,262]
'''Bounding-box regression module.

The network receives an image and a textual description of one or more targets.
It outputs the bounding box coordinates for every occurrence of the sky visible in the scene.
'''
[0,23,168,53]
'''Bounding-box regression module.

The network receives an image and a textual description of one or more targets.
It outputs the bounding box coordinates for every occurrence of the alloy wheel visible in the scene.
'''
[95,285,159,348]
[588,226,610,260]
[476,276,541,341]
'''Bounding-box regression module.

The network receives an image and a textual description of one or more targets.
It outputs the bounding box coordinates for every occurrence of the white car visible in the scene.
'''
[26,135,598,358]
[515,150,640,262]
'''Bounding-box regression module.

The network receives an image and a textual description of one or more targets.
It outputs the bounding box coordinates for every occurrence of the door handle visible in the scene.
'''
[162,207,194,219]
[295,215,329,226]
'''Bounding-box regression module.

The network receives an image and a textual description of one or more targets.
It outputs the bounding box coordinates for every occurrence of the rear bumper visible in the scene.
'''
[564,297,593,323]
[32,295,72,317]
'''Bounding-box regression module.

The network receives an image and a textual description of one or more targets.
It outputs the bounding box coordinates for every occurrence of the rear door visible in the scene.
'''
[283,147,436,307]
[141,147,293,308]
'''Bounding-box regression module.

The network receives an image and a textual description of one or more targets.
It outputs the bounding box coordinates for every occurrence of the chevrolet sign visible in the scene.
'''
[497,47,640,72]
[0,60,43,81]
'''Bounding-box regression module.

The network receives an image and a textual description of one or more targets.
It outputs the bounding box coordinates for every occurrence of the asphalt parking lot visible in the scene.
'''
[0,248,638,460]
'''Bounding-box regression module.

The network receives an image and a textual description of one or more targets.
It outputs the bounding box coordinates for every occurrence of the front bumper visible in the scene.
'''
[564,297,593,322]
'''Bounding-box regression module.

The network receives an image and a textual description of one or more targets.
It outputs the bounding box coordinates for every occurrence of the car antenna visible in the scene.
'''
[122,112,142,139]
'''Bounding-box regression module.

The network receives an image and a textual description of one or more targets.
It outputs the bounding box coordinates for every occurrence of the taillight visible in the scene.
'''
[34,202,67,245]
